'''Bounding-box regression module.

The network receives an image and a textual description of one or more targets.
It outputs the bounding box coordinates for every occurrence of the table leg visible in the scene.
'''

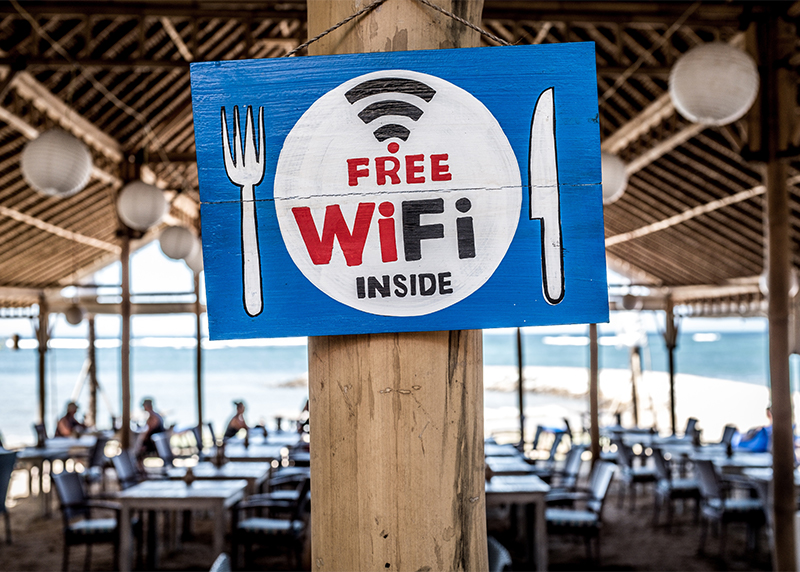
[147,510,158,570]
[534,496,547,572]
[213,501,225,558]
[120,505,133,572]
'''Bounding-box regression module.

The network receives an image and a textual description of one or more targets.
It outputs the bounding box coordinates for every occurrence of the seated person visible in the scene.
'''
[733,406,772,453]
[224,400,249,439]
[55,402,87,437]
[137,397,165,458]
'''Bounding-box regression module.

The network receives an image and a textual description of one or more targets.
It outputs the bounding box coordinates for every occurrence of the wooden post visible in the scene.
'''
[307,2,487,570]
[516,327,525,447]
[194,272,204,432]
[663,296,678,435]
[629,346,641,427]
[37,293,48,430]
[589,323,600,464]
[86,315,98,428]
[120,232,132,450]
[758,10,797,571]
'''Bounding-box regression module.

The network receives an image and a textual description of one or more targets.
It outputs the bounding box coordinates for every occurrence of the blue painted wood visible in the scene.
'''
[191,43,608,339]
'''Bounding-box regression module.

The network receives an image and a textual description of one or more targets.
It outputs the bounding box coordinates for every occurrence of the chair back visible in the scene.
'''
[487,536,513,572]
[613,440,633,468]
[562,418,573,443]
[586,461,616,514]
[531,425,545,451]
[720,425,737,446]
[88,435,109,469]
[545,432,565,464]
[291,477,312,521]
[683,417,698,438]
[32,423,47,447]
[0,450,17,514]
[112,450,141,490]
[209,552,232,572]
[52,471,90,522]
[152,432,175,467]
[192,426,204,451]
[652,448,671,481]
[561,444,586,487]
[694,459,722,502]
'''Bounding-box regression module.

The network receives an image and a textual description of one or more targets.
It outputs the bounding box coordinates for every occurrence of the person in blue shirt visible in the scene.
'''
[734,406,772,453]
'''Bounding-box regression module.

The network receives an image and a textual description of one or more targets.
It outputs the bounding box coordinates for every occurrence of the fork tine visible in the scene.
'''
[232,105,242,168]
[257,107,265,165]
[221,107,236,173]
[244,106,257,169]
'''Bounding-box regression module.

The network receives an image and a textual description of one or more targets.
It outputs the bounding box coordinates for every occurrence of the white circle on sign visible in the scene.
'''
[275,70,521,317]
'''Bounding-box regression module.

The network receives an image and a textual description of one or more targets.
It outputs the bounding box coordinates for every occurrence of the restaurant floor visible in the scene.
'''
[0,481,773,571]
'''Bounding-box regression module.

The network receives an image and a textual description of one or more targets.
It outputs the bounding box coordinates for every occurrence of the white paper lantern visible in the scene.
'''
[21,129,93,197]
[116,181,168,231]
[669,42,759,126]
[64,305,84,325]
[160,225,195,260]
[185,237,204,273]
[601,152,628,205]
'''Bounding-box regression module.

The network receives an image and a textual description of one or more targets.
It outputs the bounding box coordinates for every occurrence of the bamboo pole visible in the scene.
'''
[663,296,678,435]
[120,232,132,450]
[37,293,48,430]
[307,2,487,570]
[86,315,98,428]
[194,272,204,432]
[589,323,600,464]
[759,10,796,571]
[516,327,525,447]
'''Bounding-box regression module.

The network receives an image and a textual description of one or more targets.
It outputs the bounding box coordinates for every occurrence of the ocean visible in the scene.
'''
[0,329,783,447]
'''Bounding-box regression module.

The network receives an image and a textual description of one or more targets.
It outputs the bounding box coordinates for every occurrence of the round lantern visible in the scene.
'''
[160,225,195,260]
[758,269,800,298]
[21,129,93,197]
[116,181,168,231]
[64,304,85,325]
[669,42,759,126]
[185,238,204,273]
[601,152,628,205]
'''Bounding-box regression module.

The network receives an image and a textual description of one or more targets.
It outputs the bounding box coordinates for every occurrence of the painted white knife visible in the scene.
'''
[529,87,564,305]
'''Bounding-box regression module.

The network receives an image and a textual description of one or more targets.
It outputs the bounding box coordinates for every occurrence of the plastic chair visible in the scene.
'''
[545,460,616,564]
[487,536,512,572]
[152,432,175,468]
[209,552,231,572]
[84,436,109,492]
[613,439,657,509]
[52,471,132,571]
[231,476,311,570]
[0,450,17,543]
[695,459,765,557]
[111,450,144,491]
[651,447,700,529]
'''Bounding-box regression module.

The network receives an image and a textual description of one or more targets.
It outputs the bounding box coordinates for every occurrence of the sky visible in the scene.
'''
[0,241,767,343]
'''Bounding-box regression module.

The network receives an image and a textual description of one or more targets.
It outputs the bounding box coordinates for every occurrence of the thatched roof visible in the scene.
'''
[0,1,792,314]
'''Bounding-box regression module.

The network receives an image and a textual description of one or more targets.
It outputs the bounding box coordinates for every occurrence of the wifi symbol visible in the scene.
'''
[345,77,436,142]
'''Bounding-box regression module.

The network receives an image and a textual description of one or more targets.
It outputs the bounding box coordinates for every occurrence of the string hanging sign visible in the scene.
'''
[191,44,608,339]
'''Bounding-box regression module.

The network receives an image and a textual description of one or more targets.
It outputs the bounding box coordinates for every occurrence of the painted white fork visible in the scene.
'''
[221,105,266,316]
[529,87,564,305]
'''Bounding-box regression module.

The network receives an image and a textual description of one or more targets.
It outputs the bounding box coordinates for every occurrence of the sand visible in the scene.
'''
[483,366,775,443]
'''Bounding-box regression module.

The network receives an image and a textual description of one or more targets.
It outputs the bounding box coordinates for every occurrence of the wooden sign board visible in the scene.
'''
[191,43,608,339]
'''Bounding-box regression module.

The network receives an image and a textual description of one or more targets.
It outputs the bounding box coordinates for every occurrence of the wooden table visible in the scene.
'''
[486,456,534,476]
[16,437,97,517]
[692,451,773,473]
[217,443,285,463]
[117,479,246,572]
[486,474,550,571]
[484,443,520,457]
[165,462,270,495]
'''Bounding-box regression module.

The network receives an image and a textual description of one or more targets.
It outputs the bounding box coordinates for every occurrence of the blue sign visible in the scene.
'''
[191,43,608,339]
